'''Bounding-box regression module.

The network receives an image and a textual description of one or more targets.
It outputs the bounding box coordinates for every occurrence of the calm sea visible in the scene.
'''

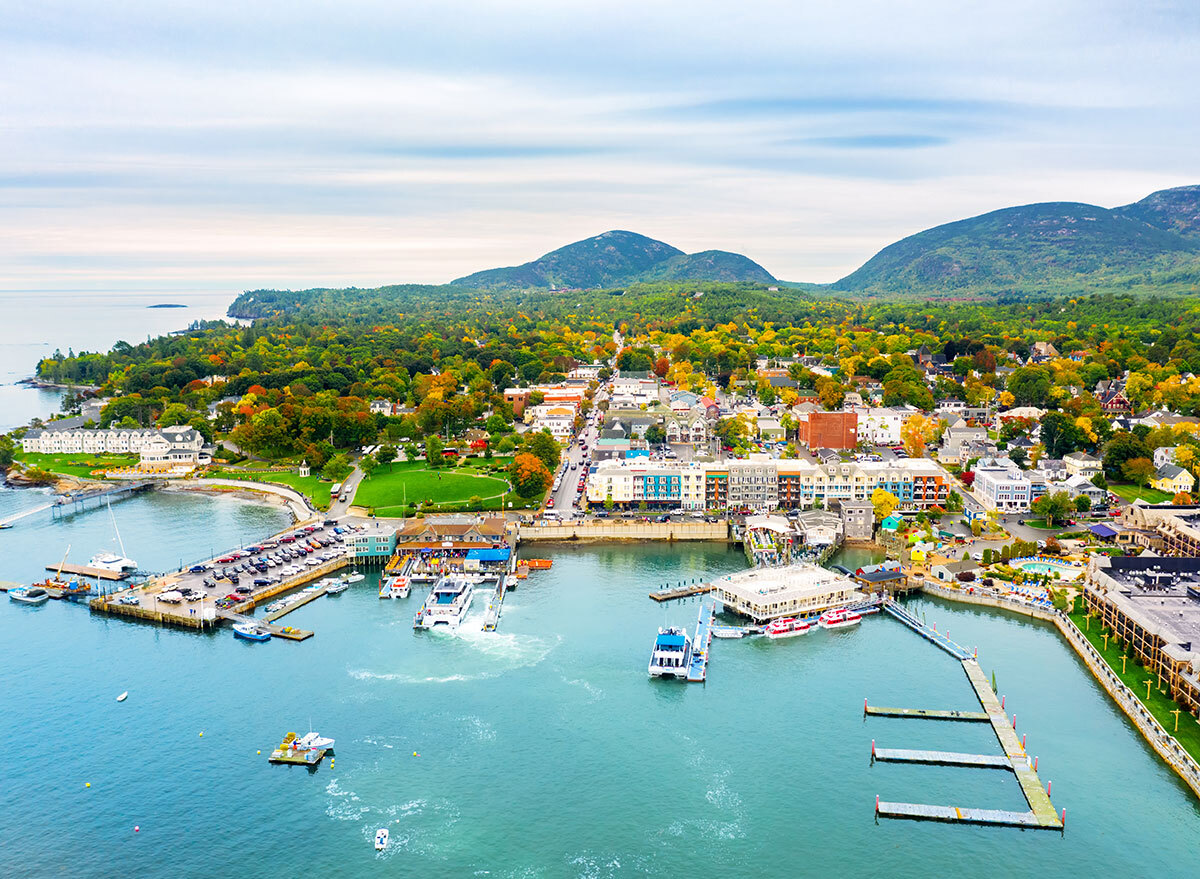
[0,290,234,430]
[2,535,1199,877]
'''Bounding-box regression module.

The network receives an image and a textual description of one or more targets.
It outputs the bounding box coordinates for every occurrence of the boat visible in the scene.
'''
[89,551,139,574]
[346,571,365,584]
[232,623,272,642]
[375,828,389,851]
[265,600,287,613]
[818,608,863,630]
[764,617,811,640]
[413,575,474,629]
[325,581,348,595]
[8,586,50,605]
[296,730,335,750]
[117,691,128,702]
[711,626,745,639]
[648,626,692,678]
[382,575,410,599]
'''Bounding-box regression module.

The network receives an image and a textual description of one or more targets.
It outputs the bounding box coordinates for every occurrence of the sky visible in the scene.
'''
[2,0,1199,294]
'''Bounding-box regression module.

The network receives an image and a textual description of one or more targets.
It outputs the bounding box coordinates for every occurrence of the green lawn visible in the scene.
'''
[1068,604,1200,763]
[353,460,511,516]
[15,451,139,478]
[209,468,333,510]
[1108,483,1174,504]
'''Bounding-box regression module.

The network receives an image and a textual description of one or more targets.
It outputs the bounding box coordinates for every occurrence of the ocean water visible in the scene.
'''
[2,532,1198,877]
[0,290,234,429]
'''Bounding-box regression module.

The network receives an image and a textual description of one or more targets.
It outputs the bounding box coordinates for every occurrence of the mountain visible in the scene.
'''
[1114,185,1200,239]
[450,230,775,288]
[834,186,1200,295]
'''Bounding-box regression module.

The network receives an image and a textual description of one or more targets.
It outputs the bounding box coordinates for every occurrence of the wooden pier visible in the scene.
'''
[864,704,989,722]
[219,610,314,641]
[872,747,1012,769]
[876,801,1048,829]
[263,585,327,622]
[649,582,713,602]
[45,562,129,581]
[686,602,714,682]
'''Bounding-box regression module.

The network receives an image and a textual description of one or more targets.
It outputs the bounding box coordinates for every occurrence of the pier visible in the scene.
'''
[686,602,714,682]
[482,574,507,632]
[649,580,713,602]
[869,604,1064,831]
[263,585,328,622]
[45,562,129,581]
[219,610,314,641]
[50,481,158,520]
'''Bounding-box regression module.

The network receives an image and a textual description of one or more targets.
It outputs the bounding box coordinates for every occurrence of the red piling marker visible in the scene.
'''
[1034,756,1038,771]
[865,697,869,713]
[872,739,876,757]
[1061,808,1066,827]
[1013,714,1017,729]
[1022,733,1027,750]
[1001,695,1005,710]
[1047,780,1052,796]
[875,795,880,814]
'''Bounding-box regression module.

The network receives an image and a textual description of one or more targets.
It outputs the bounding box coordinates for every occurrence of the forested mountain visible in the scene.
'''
[834,190,1200,296]
[450,230,776,288]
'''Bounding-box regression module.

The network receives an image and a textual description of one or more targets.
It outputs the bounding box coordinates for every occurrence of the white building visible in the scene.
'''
[1063,451,1103,479]
[585,459,707,510]
[524,404,576,441]
[21,424,208,466]
[973,457,1044,512]
[714,564,863,623]
[852,407,905,446]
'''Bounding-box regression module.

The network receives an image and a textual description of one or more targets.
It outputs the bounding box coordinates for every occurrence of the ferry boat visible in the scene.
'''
[413,576,474,629]
[818,608,862,630]
[764,617,811,640]
[380,576,410,599]
[8,586,50,606]
[232,623,272,642]
[647,626,692,678]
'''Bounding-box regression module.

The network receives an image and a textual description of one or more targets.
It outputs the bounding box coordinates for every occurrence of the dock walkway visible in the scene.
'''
[263,585,327,621]
[872,747,1011,769]
[882,600,972,660]
[686,602,714,682]
[218,610,313,641]
[864,704,989,722]
[650,581,712,602]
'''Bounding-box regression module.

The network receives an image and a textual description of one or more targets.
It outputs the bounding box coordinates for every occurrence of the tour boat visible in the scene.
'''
[232,623,272,642]
[648,626,692,678]
[414,576,474,629]
[383,576,410,599]
[375,828,389,851]
[764,618,811,640]
[8,586,50,606]
[818,608,862,630]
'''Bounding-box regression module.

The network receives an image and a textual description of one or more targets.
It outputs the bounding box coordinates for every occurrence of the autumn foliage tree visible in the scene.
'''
[509,453,551,499]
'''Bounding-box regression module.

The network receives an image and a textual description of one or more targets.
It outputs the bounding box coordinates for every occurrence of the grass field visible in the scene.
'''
[15,451,139,478]
[1108,483,1174,504]
[352,460,511,515]
[209,468,334,510]
[1068,604,1200,763]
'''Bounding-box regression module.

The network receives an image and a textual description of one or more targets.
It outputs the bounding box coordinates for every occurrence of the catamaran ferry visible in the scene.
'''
[647,626,692,679]
[818,608,862,629]
[413,576,474,629]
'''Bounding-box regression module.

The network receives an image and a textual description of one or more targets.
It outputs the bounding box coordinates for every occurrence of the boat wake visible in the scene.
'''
[347,630,559,686]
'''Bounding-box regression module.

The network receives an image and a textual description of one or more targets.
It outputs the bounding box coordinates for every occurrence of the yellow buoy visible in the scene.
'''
[257,750,261,755]
[85,783,91,788]
[199,732,204,737]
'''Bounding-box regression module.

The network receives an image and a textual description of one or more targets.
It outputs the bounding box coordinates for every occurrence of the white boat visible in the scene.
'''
[648,626,692,678]
[346,571,365,583]
[9,586,50,605]
[711,626,745,639]
[325,581,348,595]
[89,551,138,574]
[764,617,811,640]
[818,608,863,630]
[296,731,335,750]
[413,576,474,629]
[381,576,410,599]
[116,691,128,702]
[375,828,389,850]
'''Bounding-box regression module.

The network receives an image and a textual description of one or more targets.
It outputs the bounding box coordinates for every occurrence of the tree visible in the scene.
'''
[509,452,551,499]
[1103,432,1151,480]
[360,453,379,480]
[901,413,936,458]
[644,424,667,446]
[1074,494,1092,513]
[871,488,899,520]
[1030,491,1073,526]
[1009,447,1027,468]
[1173,491,1193,505]
[376,444,397,471]
[322,453,351,483]
[495,435,516,454]
[604,496,615,511]
[156,402,193,427]
[971,520,982,537]
[946,490,964,512]
[425,435,444,468]
[1122,457,1156,488]
[525,430,561,471]
[982,548,994,565]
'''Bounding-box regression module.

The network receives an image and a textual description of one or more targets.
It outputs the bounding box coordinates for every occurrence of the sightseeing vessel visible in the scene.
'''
[818,608,862,630]
[413,576,474,629]
[764,617,811,639]
[647,626,692,678]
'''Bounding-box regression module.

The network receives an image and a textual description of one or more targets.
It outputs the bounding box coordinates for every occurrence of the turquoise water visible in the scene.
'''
[2,521,1199,877]
[1018,560,1083,579]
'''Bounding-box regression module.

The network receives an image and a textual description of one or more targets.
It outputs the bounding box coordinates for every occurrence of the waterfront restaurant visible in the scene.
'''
[713,564,864,623]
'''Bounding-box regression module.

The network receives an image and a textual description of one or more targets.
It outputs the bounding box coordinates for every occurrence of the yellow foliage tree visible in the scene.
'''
[901,413,936,458]
[872,488,899,520]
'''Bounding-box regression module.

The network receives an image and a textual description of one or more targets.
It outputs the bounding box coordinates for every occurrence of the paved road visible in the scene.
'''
[328,464,365,518]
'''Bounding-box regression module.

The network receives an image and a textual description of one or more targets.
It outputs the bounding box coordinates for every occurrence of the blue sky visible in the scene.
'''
[1,0,1198,292]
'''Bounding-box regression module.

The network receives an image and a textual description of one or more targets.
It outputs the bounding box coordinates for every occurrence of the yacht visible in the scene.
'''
[89,551,138,574]
[764,618,811,640]
[413,576,474,629]
[818,608,863,630]
[9,586,50,606]
[325,580,348,595]
[648,626,692,678]
[295,731,335,750]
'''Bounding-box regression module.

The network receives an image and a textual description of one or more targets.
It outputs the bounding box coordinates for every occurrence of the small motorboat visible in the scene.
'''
[818,608,863,630]
[116,691,128,702]
[375,827,389,851]
[9,586,50,606]
[232,623,272,642]
[346,571,365,584]
[296,730,335,750]
[764,618,811,640]
[325,581,348,595]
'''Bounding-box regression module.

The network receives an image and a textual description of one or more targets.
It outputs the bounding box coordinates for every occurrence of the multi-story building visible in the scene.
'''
[852,407,905,446]
[973,457,1043,512]
[585,459,707,510]
[795,411,858,450]
[727,457,779,510]
[22,424,208,465]
[1064,451,1103,479]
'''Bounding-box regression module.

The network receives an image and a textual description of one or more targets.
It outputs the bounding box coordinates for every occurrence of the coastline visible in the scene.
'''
[919,581,1200,800]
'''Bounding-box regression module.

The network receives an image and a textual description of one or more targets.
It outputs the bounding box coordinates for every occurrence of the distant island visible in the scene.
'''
[147,303,187,309]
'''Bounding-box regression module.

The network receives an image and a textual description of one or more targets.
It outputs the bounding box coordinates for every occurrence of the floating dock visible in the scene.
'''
[263,585,327,621]
[872,747,1012,769]
[864,704,989,722]
[219,610,314,641]
[876,801,1048,829]
[268,732,329,766]
[686,602,714,682]
[649,581,712,602]
[482,575,507,632]
[45,562,129,581]
[882,599,972,660]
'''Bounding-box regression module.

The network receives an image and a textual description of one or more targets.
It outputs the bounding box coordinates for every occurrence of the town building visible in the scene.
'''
[836,499,875,540]
[1063,451,1103,479]
[1152,464,1195,495]
[21,424,210,466]
[795,410,858,450]
[852,407,904,446]
[584,459,707,510]
[973,457,1045,512]
[713,564,863,623]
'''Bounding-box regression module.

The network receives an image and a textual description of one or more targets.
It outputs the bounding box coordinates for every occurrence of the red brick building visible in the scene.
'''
[796,411,858,450]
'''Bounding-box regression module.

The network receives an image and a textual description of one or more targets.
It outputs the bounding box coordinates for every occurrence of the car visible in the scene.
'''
[253,577,270,587]
[217,555,237,564]
[189,564,208,574]
[546,498,555,508]
[655,515,669,523]
[202,578,215,588]
[280,536,296,543]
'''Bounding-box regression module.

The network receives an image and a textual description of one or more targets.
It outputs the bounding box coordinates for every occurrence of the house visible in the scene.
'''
[1152,464,1196,495]
[836,499,874,540]
[666,413,709,447]
[1029,341,1059,361]
[939,421,989,465]
[1154,446,1180,469]
[503,389,532,417]
[973,457,1038,512]
[1063,474,1107,506]
[369,399,393,415]
[757,417,786,442]
[1064,451,1102,479]
[931,558,979,582]
[853,407,904,446]
[1036,458,1068,481]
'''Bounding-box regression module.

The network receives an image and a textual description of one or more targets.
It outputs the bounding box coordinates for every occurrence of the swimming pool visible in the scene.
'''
[1015,557,1084,580]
